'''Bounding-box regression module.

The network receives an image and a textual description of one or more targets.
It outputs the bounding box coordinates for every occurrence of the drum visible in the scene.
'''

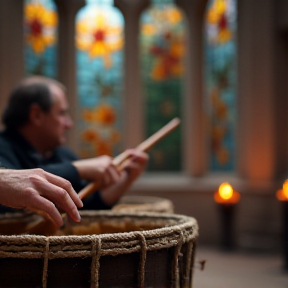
[113,195,174,213]
[0,212,40,235]
[0,211,198,288]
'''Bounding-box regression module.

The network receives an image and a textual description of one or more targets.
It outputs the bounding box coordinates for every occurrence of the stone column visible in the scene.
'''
[177,0,208,176]
[0,0,24,123]
[54,0,85,151]
[274,0,288,177]
[237,0,276,181]
[115,0,149,148]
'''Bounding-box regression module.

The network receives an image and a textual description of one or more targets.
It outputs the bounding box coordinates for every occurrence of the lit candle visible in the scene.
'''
[214,182,240,204]
[214,182,240,250]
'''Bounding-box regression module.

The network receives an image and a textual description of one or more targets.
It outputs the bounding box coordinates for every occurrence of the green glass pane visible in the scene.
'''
[24,0,58,77]
[140,0,185,171]
[204,0,237,171]
[76,0,124,158]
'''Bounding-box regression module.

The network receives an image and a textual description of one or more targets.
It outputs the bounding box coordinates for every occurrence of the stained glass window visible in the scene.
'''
[24,0,58,77]
[76,0,124,158]
[140,0,186,171]
[204,0,237,171]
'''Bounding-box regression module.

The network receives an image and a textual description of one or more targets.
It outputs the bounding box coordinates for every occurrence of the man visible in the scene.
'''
[0,76,148,211]
[0,168,83,228]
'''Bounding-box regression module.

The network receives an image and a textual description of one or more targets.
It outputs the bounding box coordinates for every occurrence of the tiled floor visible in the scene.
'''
[193,246,288,288]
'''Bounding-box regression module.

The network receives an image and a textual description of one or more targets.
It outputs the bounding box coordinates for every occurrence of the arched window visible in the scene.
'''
[204,0,237,171]
[24,0,58,77]
[75,0,124,158]
[140,0,186,171]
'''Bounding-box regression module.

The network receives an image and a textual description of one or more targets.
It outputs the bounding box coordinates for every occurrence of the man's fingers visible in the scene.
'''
[100,165,120,187]
[29,175,81,223]
[107,165,121,182]
[121,150,149,166]
[42,171,83,208]
[25,191,63,228]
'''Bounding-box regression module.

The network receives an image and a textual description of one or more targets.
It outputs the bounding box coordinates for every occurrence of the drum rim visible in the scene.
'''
[0,211,198,258]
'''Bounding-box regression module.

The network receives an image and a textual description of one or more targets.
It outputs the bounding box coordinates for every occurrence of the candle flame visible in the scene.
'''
[214,182,240,204]
[219,183,233,200]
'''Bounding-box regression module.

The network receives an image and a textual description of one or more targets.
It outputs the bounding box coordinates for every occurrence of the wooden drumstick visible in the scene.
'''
[25,117,180,235]
[78,117,181,200]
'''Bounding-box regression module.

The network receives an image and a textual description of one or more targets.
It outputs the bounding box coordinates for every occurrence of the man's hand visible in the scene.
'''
[0,168,83,228]
[72,155,121,188]
[120,149,149,183]
[98,149,149,206]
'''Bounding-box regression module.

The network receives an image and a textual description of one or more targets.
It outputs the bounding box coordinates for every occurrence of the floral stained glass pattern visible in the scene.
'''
[204,0,237,171]
[140,0,186,171]
[76,0,124,158]
[24,0,58,77]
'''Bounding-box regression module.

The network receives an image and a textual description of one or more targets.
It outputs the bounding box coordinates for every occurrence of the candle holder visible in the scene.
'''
[276,181,288,271]
[214,183,240,251]
[217,202,236,250]
[282,201,288,271]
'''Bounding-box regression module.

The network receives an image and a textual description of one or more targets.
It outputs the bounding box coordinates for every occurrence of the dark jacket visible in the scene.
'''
[0,129,111,212]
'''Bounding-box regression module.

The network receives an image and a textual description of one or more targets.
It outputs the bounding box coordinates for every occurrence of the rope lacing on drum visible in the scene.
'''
[135,232,147,288]
[90,235,101,288]
[42,237,50,288]
[172,228,184,288]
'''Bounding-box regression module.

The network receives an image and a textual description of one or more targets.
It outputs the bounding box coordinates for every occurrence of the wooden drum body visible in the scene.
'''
[113,195,174,213]
[0,211,198,288]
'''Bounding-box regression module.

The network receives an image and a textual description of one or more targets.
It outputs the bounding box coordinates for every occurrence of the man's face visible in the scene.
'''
[40,85,73,149]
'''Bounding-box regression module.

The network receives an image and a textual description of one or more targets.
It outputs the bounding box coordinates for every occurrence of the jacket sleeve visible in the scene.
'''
[0,139,24,169]
[36,147,84,192]
[38,162,84,192]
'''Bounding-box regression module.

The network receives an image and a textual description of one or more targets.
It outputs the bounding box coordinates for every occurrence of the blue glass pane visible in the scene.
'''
[76,1,124,158]
[204,0,237,171]
[140,0,185,172]
[24,0,58,77]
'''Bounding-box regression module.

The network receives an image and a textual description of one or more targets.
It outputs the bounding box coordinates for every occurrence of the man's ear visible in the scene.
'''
[29,104,45,126]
